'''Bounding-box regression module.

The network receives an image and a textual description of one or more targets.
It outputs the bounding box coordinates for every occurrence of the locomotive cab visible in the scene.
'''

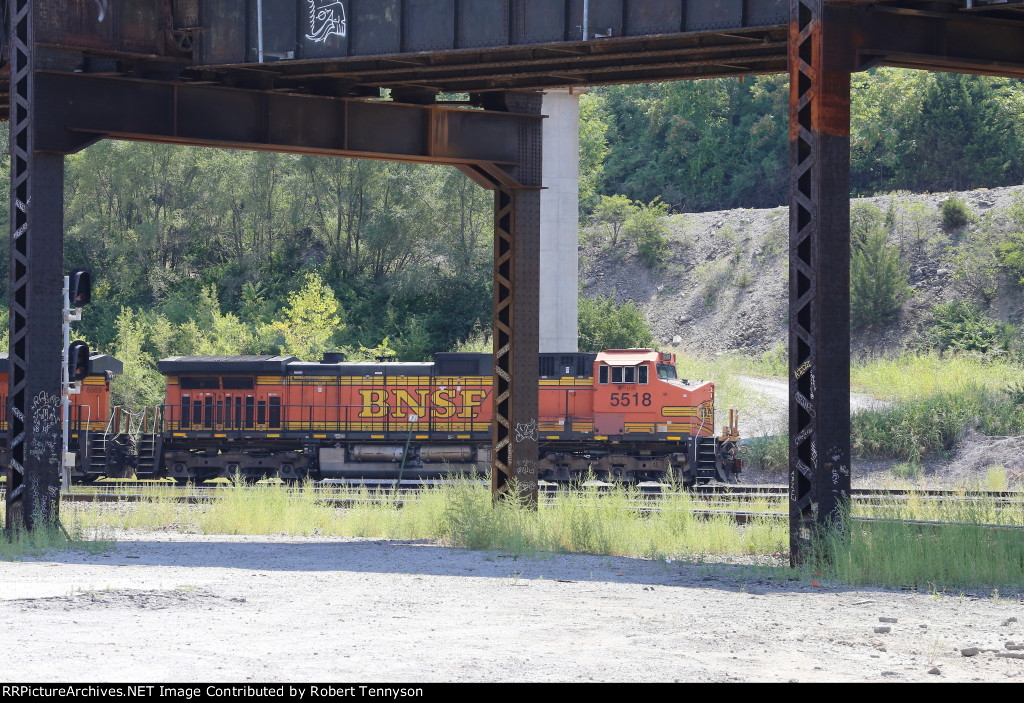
[592,350,714,439]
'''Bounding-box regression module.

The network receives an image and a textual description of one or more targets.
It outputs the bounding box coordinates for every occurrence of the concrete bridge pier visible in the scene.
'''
[539,88,582,354]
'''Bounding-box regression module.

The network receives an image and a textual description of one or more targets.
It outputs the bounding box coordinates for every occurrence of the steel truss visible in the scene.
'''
[788,0,852,564]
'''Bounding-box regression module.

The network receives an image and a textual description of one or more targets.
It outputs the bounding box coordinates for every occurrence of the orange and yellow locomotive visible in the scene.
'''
[145,349,741,485]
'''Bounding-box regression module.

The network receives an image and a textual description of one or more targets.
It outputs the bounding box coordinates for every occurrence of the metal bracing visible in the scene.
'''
[788,0,853,564]
[491,92,542,505]
[6,0,65,531]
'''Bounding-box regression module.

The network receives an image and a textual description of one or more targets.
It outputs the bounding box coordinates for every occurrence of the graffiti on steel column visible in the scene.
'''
[514,419,538,444]
[515,459,538,479]
[94,0,108,22]
[306,0,347,42]
[825,446,848,489]
[28,392,61,468]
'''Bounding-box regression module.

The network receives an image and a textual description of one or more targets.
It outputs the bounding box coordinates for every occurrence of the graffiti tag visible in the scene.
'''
[307,0,347,43]
[514,419,538,444]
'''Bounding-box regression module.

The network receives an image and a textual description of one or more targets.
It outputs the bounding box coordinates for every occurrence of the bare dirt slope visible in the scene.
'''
[1,533,1022,683]
[581,185,1024,356]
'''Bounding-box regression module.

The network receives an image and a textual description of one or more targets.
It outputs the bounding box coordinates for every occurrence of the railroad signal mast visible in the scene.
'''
[62,269,91,490]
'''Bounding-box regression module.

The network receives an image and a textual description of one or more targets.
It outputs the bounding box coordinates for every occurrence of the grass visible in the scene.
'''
[7,478,1024,592]
[0,505,113,561]
[673,350,773,420]
[852,384,1024,463]
[744,434,788,474]
[66,476,789,560]
[850,353,1024,402]
[811,495,1024,590]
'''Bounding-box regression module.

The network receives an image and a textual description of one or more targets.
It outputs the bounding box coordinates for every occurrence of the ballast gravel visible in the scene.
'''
[0,532,1021,683]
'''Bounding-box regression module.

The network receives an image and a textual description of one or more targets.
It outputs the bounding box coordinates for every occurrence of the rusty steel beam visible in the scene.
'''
[491,92,542,507]
[788,0,853,565]
[6,0,65,532]
[32,73,537,176]
[847,5,1024,78]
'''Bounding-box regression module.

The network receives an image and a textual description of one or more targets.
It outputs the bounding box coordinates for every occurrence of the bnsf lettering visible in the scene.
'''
[358,388,490,420]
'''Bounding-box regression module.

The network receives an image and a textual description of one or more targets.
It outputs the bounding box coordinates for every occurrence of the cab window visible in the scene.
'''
[638,365,649,384]
[657,364,677,380]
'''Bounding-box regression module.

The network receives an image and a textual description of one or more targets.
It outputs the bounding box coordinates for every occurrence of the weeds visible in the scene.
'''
[0,512,113,562]
[807,494,1024,591]
[941,195,974,231]
[745,434,788,474]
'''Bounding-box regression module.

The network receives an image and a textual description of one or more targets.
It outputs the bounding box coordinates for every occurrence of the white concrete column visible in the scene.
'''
[540,88,581,353]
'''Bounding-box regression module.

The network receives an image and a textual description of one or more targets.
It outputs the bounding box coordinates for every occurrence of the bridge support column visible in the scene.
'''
[6,0,66,531]
[788,0,853,564]
[539,88,581,354]
[492,93,542,505]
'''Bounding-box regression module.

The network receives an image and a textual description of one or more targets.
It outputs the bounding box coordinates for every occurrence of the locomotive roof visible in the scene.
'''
[595,349,661,366]
[158,356,297,374]
[288,361,436,377]
[0,352,123,376]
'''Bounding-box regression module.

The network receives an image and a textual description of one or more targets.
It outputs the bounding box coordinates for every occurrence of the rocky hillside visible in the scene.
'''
[580,185,1024,358]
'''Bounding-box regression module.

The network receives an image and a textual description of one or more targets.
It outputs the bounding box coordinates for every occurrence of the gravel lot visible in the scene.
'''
[1,532,1022,682]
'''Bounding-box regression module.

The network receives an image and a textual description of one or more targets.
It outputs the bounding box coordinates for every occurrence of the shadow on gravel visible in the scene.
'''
[25,538,863,594]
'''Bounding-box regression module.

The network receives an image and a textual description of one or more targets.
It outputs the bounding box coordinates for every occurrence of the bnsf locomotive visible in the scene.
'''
[0,352,123,479]
[123,349,741,486]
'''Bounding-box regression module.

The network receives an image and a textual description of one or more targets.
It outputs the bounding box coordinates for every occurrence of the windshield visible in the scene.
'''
[656,364,677,380]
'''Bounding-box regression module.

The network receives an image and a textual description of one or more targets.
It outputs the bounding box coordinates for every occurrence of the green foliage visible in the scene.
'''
[597,75,789,212]
[925,301,1010,356]
[940,195,974,231]
[948,213,1002,304]
[890,462,923,480]
[850,204,912,328]
[591,194,636,245]
[852,385,1024,463]
[744,434,788,475]
[995,195,1024,286]
[585,71,1024,215]
[578,294,654,353]
[625,198,671,268]
[808,500,1024,590]
[272,272,342,361]
[110,308,164,408]
[578,91,610,217]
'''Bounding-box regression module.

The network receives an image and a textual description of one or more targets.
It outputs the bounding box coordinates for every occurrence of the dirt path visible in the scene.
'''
[738,375,887,438]
[1,533,1021,682]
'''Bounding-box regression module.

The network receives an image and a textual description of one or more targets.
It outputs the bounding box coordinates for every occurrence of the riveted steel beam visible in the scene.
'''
[32,73,538,176]
[848,4,1024,78]
[788,0,852,565]
[491,92,542,507]
[6,0,65,532]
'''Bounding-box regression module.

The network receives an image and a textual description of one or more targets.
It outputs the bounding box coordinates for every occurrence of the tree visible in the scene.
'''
[850,207,912,329]
[625,198,671,268]
[592,194,637,245]
[578,294,654,352]
[578,91,610,217]
[272,273,343,360]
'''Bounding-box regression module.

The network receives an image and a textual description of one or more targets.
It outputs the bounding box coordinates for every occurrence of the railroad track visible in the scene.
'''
[3,481,1019,527]
[3,481,1023,502]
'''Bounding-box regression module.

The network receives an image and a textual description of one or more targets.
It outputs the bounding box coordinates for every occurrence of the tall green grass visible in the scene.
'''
[68,477,788,559]
[851,353,1024,402]
[0,504,113,561]
[852,384,1024,463]
[441,479,786,559]
[810,496,1024,590]
[11,480,1024,591]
